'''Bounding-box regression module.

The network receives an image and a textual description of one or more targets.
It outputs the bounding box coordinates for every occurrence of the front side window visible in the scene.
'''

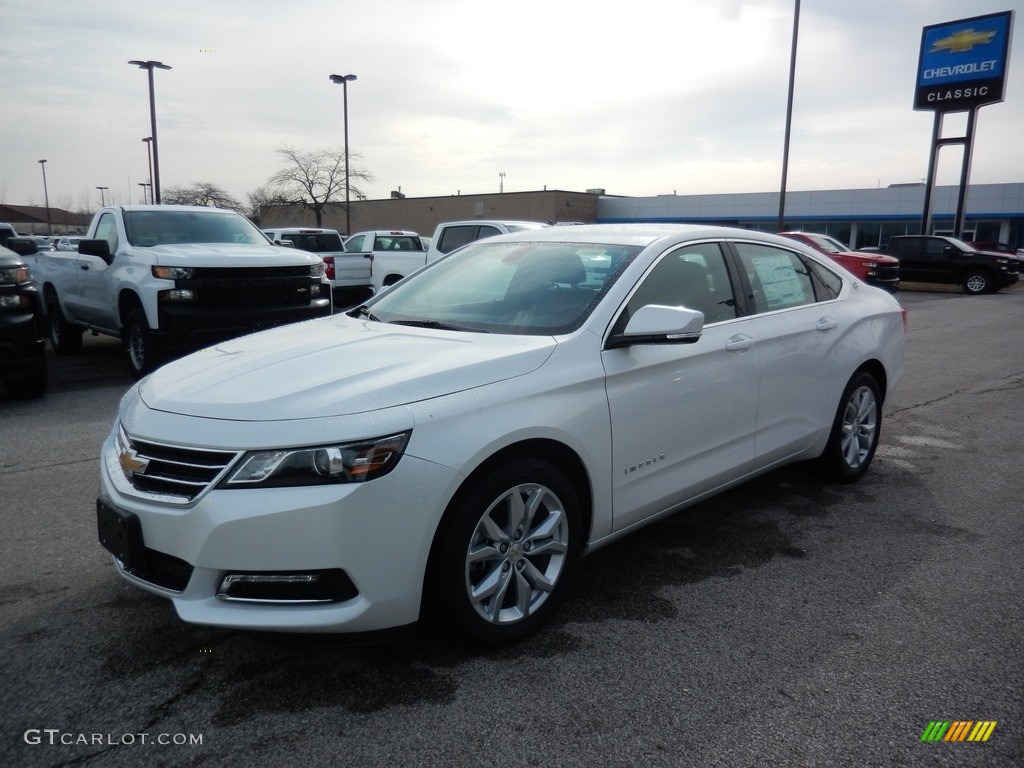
[344,234,366,252]
[734,243,816,313]
[620,241,738,326]
[94,213,119,253]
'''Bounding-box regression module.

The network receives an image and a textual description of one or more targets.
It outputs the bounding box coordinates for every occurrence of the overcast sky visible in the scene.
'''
[2,0,1021,212]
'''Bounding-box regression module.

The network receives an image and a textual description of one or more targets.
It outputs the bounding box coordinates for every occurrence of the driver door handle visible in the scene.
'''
[725,334,755,353]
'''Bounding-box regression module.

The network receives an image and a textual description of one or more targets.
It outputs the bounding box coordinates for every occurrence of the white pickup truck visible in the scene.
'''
[349,221,551,295]
[31,205,332,377]
[262,226,371,307]
[343,230,426,294]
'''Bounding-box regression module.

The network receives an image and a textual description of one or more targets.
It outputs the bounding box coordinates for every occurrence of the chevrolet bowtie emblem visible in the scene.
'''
[119,447,149,479]
[931,28,997,54]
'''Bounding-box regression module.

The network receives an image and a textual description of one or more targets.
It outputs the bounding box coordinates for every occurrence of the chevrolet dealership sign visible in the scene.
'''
[915,11,1014,111]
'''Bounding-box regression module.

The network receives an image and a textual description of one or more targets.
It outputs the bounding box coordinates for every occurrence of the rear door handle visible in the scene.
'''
[816,317,838,332]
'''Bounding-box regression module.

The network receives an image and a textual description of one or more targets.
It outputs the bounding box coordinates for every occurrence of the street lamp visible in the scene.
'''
[96,186,108,206]
[329,73,357,234]
[142,137,154,203]
[38,160,52,235]
[128,60,171,204]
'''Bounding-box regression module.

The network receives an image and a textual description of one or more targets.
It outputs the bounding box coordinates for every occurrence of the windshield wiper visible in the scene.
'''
[348,305,381,322]
[389,320,488,333]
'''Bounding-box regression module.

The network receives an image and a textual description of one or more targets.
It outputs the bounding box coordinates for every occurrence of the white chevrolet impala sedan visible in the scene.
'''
[98,224,905,645]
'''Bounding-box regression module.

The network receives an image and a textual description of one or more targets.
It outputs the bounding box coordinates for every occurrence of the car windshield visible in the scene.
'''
[805,234,846,254]
[359,240,641,335]
[123,210,268,247]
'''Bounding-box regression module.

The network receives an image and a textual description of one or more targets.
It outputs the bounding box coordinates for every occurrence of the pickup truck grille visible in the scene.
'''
[188,267,318,308]
[117,427,240,502]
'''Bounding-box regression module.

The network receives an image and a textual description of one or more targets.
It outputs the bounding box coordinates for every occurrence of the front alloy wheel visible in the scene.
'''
[433,459,581,646]
[962,271,990,295]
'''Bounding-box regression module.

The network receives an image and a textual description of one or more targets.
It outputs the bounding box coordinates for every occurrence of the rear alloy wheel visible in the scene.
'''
[818,372,881,482]
[432,459,581,646]
[962,271,991,295]
[46,291,83,354]
[125,309,157,379]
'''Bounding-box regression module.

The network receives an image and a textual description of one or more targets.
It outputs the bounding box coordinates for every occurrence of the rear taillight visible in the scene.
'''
[324,256,335,281]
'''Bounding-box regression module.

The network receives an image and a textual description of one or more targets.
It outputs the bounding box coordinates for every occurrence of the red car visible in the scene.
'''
[779,232,900,291]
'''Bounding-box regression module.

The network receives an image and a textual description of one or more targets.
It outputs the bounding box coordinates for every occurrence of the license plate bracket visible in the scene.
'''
[96,498,146,569]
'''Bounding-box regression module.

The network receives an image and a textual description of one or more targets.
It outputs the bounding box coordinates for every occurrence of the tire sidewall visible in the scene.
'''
[821,371,881,482]
[125,309,154,379]
[432,458,582,646]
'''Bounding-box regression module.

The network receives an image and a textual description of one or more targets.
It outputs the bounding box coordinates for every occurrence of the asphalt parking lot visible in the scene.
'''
[1,284,1022,767]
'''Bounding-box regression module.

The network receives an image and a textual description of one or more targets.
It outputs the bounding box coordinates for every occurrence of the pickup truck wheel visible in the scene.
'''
[429,459,581,646]
[46,291,83,354]
[962,270,991,295]
[125,309,158,379]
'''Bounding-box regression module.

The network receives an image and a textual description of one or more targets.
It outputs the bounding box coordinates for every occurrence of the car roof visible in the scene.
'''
[486,222,805,249]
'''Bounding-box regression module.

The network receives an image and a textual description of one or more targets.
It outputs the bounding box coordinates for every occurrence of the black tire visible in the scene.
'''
[124,308,158,379]
[46,290,83,354]
[962,270,991,295]
[817,371,882,482]
[5,362,47,399]
[429,458,581,646]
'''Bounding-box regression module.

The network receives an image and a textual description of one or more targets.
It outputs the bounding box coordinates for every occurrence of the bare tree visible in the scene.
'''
[162,182,246,213]
[247,184,292,226]
[267,145,372,228]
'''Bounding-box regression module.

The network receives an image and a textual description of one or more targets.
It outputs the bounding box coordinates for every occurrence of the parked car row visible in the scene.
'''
[781,231,1021,295]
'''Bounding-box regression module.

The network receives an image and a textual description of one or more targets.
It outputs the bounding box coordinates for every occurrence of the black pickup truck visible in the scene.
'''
[0,238,47,398]
[884,235,1020,295]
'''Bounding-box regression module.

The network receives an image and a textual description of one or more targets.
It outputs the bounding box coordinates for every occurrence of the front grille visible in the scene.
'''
[196,284,314,308]
[185,267,317,309]
[119,428,239,501]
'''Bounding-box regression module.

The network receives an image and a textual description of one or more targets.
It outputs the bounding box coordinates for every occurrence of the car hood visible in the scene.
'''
[135,242,321,266]
[138,316,556,421]
[836,250,899,264]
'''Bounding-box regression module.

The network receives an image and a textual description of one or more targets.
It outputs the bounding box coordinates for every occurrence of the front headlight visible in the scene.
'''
[220,432,411,488]
[0,266,30,285]
[152,266,195,280]
[310,261,326,278]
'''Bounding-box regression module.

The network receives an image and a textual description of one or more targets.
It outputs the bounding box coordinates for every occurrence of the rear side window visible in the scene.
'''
[281,233,344,252]
[437,225,502,255]
[734,243,817,313]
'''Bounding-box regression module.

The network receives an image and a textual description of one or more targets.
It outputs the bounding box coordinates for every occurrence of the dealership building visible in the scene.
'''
[266,181,1024,251]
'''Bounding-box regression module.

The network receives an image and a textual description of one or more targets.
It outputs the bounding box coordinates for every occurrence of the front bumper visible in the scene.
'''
[0,307,46,380]
[97,426,460,633]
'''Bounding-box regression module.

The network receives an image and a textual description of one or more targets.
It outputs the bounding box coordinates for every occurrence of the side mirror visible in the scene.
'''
[5,237,39,256]
[606,305,705,349]
[78,239,114,265]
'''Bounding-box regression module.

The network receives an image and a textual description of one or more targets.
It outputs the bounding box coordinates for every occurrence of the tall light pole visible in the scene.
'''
[96,186,108,206]
[38,160,52,234]
[329,73,357,234]
[777,0,800,231]
[128,60,171,204]
[142,137,154,204]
